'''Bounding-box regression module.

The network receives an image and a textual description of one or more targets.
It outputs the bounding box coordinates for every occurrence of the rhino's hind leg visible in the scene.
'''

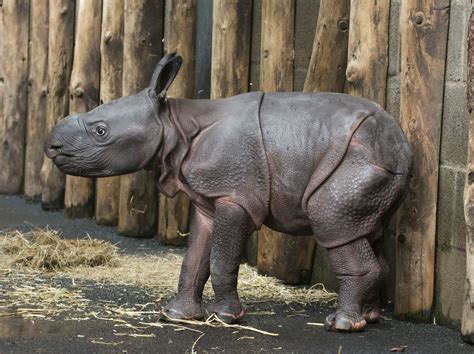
[324,237,383,332]
[162,209,213,321]
[207,200,255,323]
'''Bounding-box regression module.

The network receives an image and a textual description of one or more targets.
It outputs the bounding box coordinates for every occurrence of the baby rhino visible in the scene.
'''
[44,53,412,332]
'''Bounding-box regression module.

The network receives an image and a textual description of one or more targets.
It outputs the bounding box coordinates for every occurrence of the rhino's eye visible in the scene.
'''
[95,126,107,136]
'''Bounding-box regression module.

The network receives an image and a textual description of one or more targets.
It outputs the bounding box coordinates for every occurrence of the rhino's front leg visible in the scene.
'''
[208,200,255,323]
[162,208,213,320]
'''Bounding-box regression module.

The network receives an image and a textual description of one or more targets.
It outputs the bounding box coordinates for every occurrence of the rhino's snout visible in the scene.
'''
[44,135,63,159]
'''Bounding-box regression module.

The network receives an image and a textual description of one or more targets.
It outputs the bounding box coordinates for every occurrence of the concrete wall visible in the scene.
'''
[434,0,471,329]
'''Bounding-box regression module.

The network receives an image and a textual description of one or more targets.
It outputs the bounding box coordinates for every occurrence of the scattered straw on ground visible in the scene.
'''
[0,228,336,325]
[0,229,118,271]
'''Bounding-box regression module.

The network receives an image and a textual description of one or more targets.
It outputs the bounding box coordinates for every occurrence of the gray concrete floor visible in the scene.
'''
[0,195,472,353]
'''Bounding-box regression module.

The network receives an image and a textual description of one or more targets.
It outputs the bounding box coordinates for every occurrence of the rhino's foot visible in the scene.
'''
[324,310,367,332]
[362,303,380,323]
[207,299,245,324]
[161,298,205,321]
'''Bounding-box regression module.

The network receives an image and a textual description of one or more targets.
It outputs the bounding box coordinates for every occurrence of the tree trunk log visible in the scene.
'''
[395,0,449,321]
[462,4,474,344]
[64,0,102,218]
[40,0,75,210]
[345,0,389,107]
[117,0,163,237]
[157,0,196,246]
[95,0,124,226]
[211,0,251,99]
[0,0,29,193]
[304,0,350,93]
[257,0,315,285]
[24,1,49,201]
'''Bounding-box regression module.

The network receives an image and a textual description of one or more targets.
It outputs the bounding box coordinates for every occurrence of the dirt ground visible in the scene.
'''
[0,195,472,353]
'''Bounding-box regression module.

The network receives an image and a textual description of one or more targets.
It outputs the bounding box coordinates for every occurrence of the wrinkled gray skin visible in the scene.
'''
[45,53,412,332]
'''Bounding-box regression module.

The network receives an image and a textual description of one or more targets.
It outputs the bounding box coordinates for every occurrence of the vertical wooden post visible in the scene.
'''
[0,0,30,193]
[117,0,163,237]
[461,4,474,344]
[345,0,389,107]
[395,0,449,320]
[95,0,124,226]
[64,0,102,218]
[211,0,252,99]
[157,0,196,246]
[40,0,75,210]
[304,0,350,93]
[24,1,49,201]
[0,2,4,150]
[257,0,314,285]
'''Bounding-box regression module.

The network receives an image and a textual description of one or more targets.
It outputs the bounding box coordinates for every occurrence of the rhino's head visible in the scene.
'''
[44,53,182,177]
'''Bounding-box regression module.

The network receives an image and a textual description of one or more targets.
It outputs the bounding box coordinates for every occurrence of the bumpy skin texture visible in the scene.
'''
[44,54,412,331]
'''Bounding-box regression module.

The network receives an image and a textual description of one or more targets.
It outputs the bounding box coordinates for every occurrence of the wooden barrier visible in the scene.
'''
[157,0,196,246]
[257,0,316,285]
[24,1,49,201]
[0,0,29,193]
[304,0,350,93]
[211,0,252,99]
[395,0,449,320]
[64,0,102,218]
[0,3,4,172]
[95,0,124,226]
[117,0,163,237]
[345,0,389,107]
[40,0,75,210]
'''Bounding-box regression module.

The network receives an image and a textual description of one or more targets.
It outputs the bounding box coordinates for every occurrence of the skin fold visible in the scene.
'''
[44,53,412,331]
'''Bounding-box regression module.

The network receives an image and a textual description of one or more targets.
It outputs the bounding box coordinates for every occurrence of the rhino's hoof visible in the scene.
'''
[362,304,381,323]
[208,302,245,324]
[324,311,367,332]
[161,299,204,321]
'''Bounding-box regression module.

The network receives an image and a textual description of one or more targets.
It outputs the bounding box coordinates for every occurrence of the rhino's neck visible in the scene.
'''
[155,97,221,197]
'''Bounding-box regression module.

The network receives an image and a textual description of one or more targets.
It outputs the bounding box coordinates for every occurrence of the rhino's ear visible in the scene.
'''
[149,52,183,99]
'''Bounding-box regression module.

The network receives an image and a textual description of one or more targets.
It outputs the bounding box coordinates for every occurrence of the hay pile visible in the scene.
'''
[0,229,118,271]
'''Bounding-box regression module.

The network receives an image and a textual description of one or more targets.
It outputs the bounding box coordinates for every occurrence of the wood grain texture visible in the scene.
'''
[0,3,4,169]
[158,0,196,246]
[395,0,449,320]
[117,0,163,237]
[64,0,102,219]
[40,0,75,210]
[211,0,252,99]
[256,0,315,285]
[304,0,350,93]
[0,0,30,193]
[345,0,389,106]
[462,5,474,344]
[24,1,49,201]
[95,0,123,226]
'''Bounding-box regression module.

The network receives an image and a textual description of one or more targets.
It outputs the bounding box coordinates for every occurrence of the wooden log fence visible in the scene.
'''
[117,0,163,237]
[95,0,124,226]
[395,0,449,320]
[24,1,49,201]
[157,0,196,246]
[64,0,102,218]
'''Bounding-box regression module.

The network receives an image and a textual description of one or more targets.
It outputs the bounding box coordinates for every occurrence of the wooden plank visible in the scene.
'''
[0,3,4,160]
[462,4,474,344]
[195,0,212,99]
[24,1,49,201]
[40,0,75,210]
[345,0,389,106]
[157,0,196,246]
[95,0,124,226]
[117,0,163,237]
[64,0,102,218]
[0,0,30,193]
[257,0,315,285]
[304,0,350,93]
[211,0,252,99]
[395,0,449,320]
